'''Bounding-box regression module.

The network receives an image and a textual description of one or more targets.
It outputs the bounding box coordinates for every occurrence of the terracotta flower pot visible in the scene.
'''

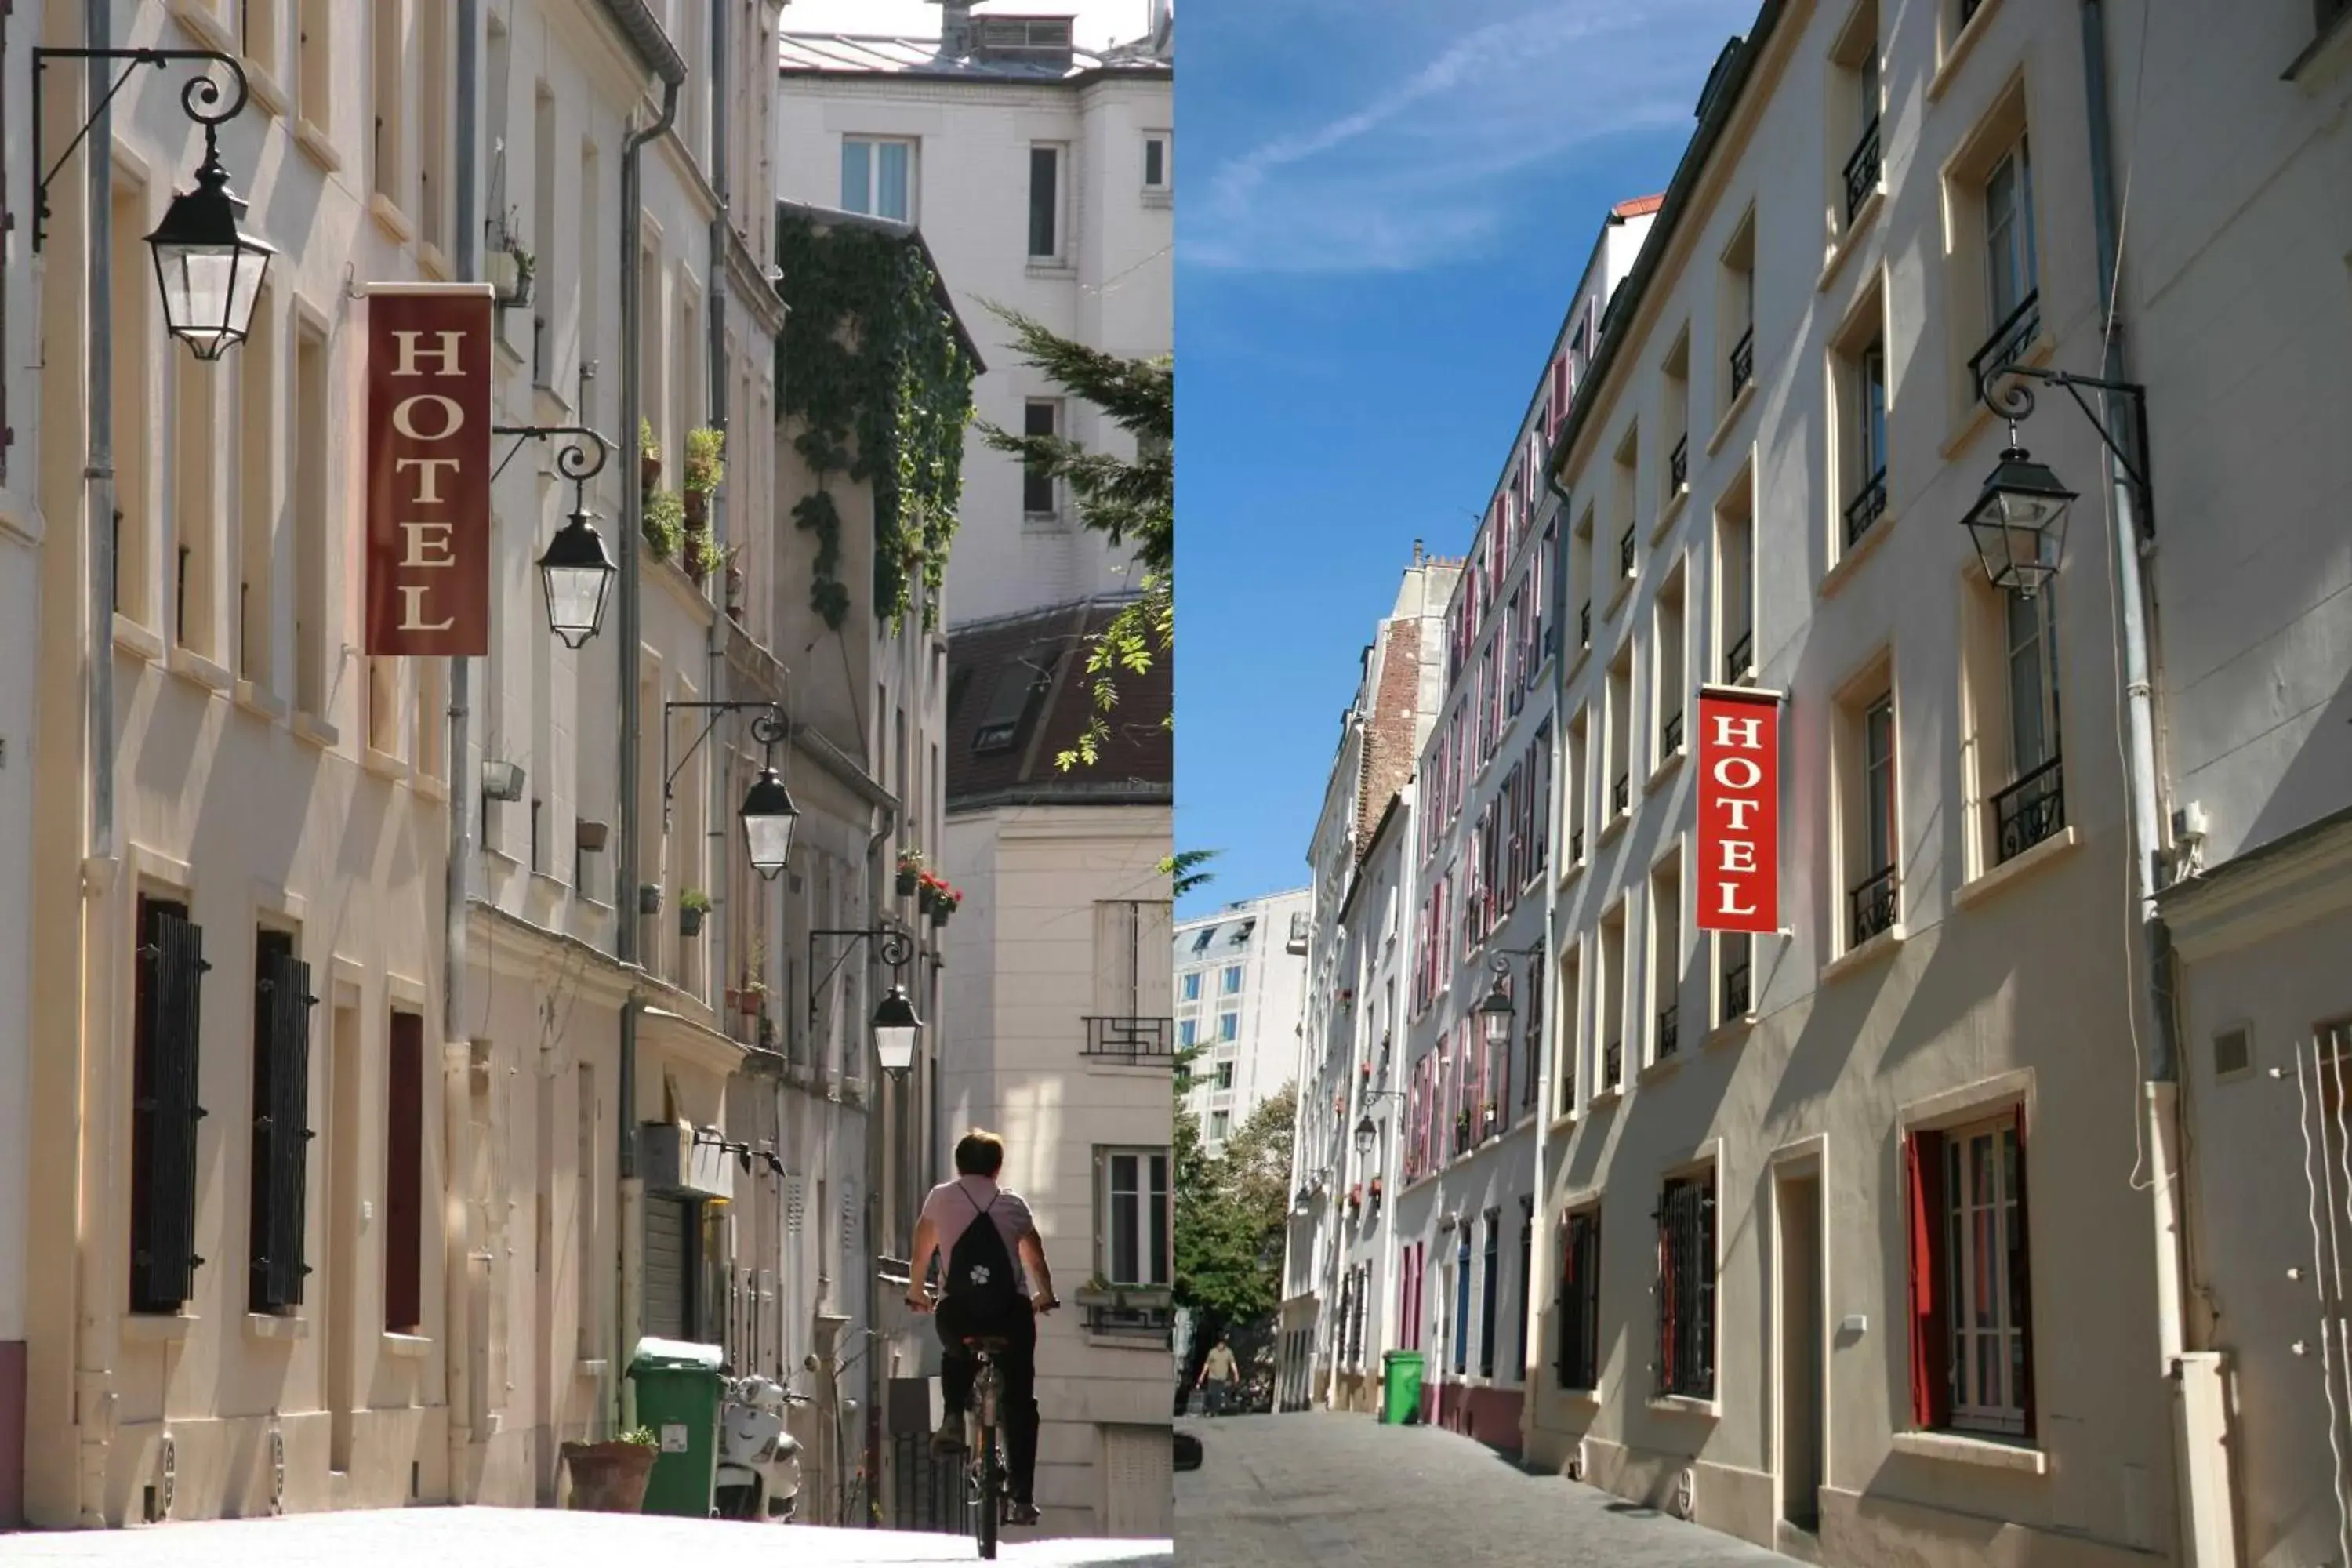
[561,1440,656,1512]
[641,453,662,494]
[684,490,710,528]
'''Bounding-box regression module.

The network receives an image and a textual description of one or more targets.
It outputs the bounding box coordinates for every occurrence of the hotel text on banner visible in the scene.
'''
[365,287,492,655]
[1695,684,1783,935]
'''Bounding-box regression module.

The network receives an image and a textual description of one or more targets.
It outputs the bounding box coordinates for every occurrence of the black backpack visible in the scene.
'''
[945,1189,1024,1323]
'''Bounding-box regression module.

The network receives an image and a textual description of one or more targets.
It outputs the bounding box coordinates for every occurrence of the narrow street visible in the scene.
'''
[1175,1414,1797,1567]
[0,1508,1174,1566]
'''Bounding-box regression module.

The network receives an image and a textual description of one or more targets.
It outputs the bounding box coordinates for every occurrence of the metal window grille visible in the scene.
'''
[1843,115,1882,221]
[1849,865,1900,946]
[1669,434,1688,493]
[1991,757,2066,864]
[1729,327,1755,401]
[1654,1173,1716,1399]
[1479,1213,1501,1378]
[1657,1005,1679,1061]
[1556,1210,1600,1390]
[1843,467,1889,546]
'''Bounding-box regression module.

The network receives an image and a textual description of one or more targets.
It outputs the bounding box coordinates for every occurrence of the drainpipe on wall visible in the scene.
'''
[444,0,483,1497]
[2074,3,2223,1560]
[1523,476,1573,1455]
[617,71,682,1429]
[862,796,898,1526]
[705,0,731,1115]
[74,0,118,1530]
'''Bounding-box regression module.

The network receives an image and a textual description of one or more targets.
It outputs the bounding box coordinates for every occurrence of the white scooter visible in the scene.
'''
[713,1374,808,1523]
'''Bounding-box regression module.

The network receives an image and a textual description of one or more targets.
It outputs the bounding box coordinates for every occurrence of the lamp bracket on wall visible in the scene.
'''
[806,925,916,1033]
[661,701,788,829]
[491,423,611,488]
[31,47,249,252]
[1976,362,2153,524]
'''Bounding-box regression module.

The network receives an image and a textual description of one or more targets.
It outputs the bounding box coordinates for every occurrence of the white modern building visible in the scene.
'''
[939,597,1174,1539]
[774,0,1173,625]
[1276,549,1458,1414]
[1175,888,1307,1154]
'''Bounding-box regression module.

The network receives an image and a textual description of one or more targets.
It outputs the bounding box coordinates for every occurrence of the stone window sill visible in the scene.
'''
[1818,187,1885,294]
[122,1312,197,1341]
[368,194,416,247]
[1821,923,1904,985]
[1637,1053,1681,1087]
[113,615,165,665]
[292,119,340,174]
[245,1312,309,1341]
[363,745,410,786]
[1820,503,1897,598]
[1955,826,2079,910]
[1706,379,1756,459]
[381,1332,434,1359]
[1587,1087,1624,1112]
[1927,0,2004,102]
[167,644,235,695]
[1890,1429,2047,1475]
[1651,487,1688,545]
[1704,1012,1759,1051]
[1647,1393,1720,1420]
[234,680,289,724]
[292,710,341,752]
[1646,749,1686,793]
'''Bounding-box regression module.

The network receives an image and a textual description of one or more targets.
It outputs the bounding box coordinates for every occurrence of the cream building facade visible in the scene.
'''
[940,597,1173,1539]
[1174,887,1307,1156]
[775,0,1173,626]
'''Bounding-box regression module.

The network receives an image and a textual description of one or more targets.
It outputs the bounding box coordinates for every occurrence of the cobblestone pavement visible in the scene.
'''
[1176,1413,1797,1567]
[0,1507,1173,1566]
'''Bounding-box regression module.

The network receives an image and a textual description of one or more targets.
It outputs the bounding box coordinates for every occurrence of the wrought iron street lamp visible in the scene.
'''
[1969,361,2152,598]
[34,50,273,358]
[1475,944,1545,1049]
[1354,1114,1377,1160]
[661,702,801,879]
[810,925,922,1080]
[496,426,617,648]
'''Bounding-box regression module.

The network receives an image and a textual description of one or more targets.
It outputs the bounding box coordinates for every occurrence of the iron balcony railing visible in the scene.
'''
[1843,466,1889,546]
[1729,326,1755,401]
[1657,1004,1679,1059]
[1602,1039,1624,1093]
[1612,772,1631,815]
[1721,950,1751,1022]
[1619,525,1637,577]
[1849,865,1900,946]
[1962,0,1985,22]
[1082,1016,1175,1064]
[1669,434,1689,493]
[1570,826,1585,864]
[1991,755,2066,865]
[1723,627,1754,684]
[1580,601,1592,648]
[1969,289,2042,401]
[1661,709,1685,756]
[1843,114,1882,223]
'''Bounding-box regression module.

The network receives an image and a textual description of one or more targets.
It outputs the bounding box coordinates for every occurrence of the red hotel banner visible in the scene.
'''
[1695,684,1784,935]
[364,286,494,656]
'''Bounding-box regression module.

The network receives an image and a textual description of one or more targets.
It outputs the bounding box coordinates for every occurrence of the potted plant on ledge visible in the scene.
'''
[561,1426,659,1512]
[897,850,926,897]
[643,489,684,563]
[638,419,662,492]
[930,880,962,927]
[679,888,711,938]
[682,427,725,528]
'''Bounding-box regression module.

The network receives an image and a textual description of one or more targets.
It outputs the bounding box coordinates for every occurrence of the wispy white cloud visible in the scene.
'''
[1188,0,1753,274]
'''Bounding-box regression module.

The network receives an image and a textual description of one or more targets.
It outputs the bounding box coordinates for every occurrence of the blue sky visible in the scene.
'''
[1174,0,1757,916]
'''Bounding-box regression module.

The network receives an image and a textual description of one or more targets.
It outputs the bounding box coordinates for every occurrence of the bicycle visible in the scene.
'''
[962,1334,1013,1560]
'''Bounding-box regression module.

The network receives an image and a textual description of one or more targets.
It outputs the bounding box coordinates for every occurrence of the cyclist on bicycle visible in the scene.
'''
[905,1128,1058,1527]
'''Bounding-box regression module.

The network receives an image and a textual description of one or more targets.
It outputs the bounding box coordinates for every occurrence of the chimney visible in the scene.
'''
[1412,537,1424,564]
[933,0,977,55]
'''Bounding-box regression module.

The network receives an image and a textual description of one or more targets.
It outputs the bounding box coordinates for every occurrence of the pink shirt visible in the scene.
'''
[922,1176,1036,1295]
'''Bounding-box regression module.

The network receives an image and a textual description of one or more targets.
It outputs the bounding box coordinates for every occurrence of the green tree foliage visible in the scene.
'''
[1175,1080,1294,1381]
[975,307,1172,770]
[1159,848,1219,900]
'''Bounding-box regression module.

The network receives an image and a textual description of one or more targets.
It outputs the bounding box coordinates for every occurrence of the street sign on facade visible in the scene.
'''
[364,285,493,655]
[1694,684,1783,935]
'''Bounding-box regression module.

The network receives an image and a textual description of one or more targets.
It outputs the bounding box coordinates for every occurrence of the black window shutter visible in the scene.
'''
[251,937,317,1312]
[132,902,209,1313]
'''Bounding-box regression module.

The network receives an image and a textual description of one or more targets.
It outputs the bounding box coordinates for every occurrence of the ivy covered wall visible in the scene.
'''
[775,212,978,633]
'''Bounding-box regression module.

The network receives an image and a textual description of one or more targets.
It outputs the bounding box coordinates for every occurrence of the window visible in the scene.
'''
[1907,1109,2034,1437]
[1479,1210,1501,1378]
[1453,1232,1472,1375]
[1656,566,1687,764]
[1611,424,1639,589]
[172,331,220,658]
[1846,338,1889,548]
[1832,2,1882,227]
[130,897,208,1315]
[1100,1148,1172,1287]
[576,1063,598,1356]
[971,647,1058,753]
[1207,1111,1229,1141]
[111,176,153,625]
[1180,971,1201,1002]
[386,1008,426,1332]
[1719,209,1757,416]
[1565,710,1588,866]
[249,930,316,1314]
[1516,1205,1534,1375]
[292,320,329,718]
[1027,144,1064,261]
[1218,1012,1238,1043]
[1557,1207,1601,1389]
[1556,951,1581,1115]
[1661,331,1691,505]
[1985,588,2063,865]
[1220,964,1243,995]
[1650,851,1682,1062]
[1656,1169,1717,1399]
[237,289,276,684]
[296,0,330,132]
[1178,1018,1196,1047]
[1715,478,1755,684]
[418,0,451,249]
[1717,932,1753,1025]
[372,0,403,205]
[1214,1060,1235,1091]
[1605,646,1633,823]
[1143,132,1170,191]
[840,136,914,222]
[1846,687,1900,945]
[1599,906,1626,1093]
[1966,130,2040,394]
[1022,400,1060,517]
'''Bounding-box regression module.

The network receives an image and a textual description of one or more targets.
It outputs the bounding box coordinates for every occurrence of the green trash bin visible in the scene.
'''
[627,1336,726,1516]
[1381,1350,1425,1425]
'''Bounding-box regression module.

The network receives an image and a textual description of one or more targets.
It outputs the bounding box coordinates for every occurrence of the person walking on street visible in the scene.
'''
[905,1129,1058,1527]
[1200,1337,1240,1417]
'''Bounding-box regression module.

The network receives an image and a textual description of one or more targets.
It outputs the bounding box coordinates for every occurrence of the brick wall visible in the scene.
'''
[1354,616,1425,858]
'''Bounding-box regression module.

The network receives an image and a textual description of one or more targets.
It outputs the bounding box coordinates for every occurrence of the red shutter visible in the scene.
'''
[1906,1130,1951,1428]
[385,1011,426,1334]
[2013,1106,2035,1437]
